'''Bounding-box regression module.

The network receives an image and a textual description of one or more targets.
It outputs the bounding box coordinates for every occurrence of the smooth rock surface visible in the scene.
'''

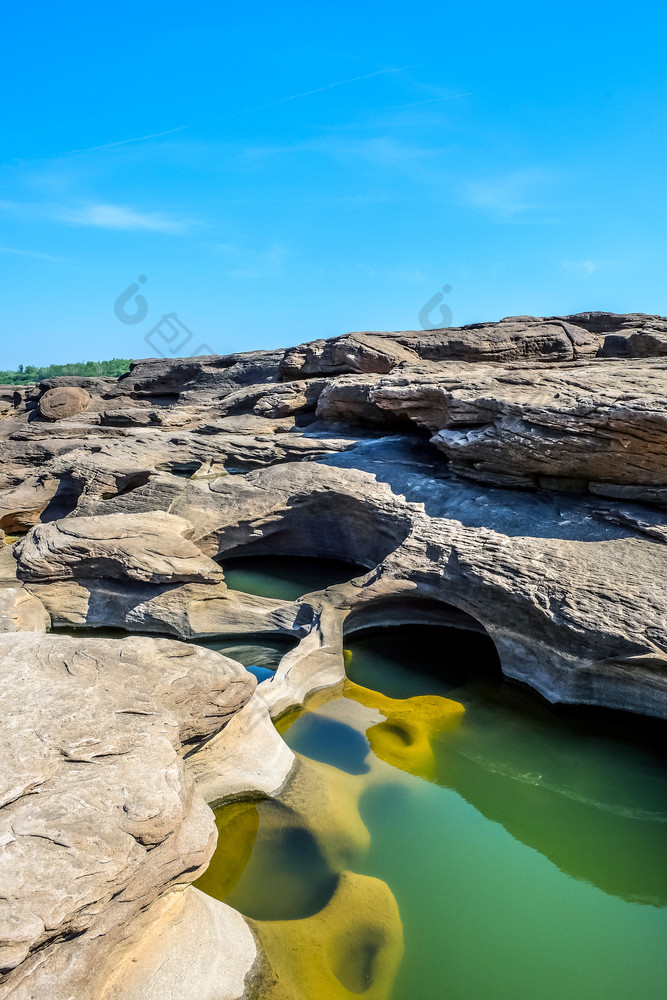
[0,587,50,632]
[0,633,255,993]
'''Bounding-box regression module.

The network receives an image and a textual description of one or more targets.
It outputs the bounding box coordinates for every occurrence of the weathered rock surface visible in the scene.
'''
[315,359,667,500]
[14,511,225,584]
[280,312,667,376]
[0,476,59,532]
[0,587,49,632]
[38,386,91,421]
[0,632,255,994]
[2,311,667,1000]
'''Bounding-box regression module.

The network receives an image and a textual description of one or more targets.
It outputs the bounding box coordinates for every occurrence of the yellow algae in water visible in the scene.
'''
[194,800,259,901]
[280,755,371,871]
[250,870,404,1000]
[344,678,464,782]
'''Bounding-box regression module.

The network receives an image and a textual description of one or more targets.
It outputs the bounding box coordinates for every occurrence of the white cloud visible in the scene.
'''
[59,203,187,233]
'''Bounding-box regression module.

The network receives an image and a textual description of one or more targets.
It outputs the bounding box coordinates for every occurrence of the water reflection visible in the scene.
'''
[343,625,667,907]
[196,586,667,1000]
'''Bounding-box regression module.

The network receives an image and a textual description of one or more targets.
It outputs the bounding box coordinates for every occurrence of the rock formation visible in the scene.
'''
[1,311,666,999]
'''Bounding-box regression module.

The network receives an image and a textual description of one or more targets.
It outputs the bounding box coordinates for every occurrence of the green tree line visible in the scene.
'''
[0,359,132,384]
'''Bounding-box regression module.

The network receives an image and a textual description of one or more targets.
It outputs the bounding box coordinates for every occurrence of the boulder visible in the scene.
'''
[14,512,225,584]
[38,386,91,421]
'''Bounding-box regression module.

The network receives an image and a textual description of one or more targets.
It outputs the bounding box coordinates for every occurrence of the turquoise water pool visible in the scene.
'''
[198,556,667,1000]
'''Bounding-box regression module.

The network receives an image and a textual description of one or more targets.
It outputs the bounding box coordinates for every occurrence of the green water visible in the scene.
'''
[198,557,667,1000]
[221,554,364,601]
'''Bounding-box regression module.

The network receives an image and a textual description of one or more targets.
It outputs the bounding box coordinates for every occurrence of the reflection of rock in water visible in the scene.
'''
[435,703,667,906]
[342,623,667,906]
[194,801,260,903]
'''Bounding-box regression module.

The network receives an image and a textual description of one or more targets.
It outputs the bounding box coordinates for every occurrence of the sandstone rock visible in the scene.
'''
[316,359,667,501]
[28,577,297,639]
[279,318,603,378]
[218,378,326,419]
[0,632,255,988]
[14,512,225,584]
[0,475,59,532]
[38,386,91,421]
[187,459,667,719]
[0,587,50,632]
[3,312,667,999]
[97,889,257,1000]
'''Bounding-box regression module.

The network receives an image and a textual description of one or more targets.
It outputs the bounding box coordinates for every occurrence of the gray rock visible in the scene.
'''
[316,359,667,501]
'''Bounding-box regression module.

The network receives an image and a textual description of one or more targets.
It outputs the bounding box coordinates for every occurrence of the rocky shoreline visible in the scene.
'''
[1,312,666,999]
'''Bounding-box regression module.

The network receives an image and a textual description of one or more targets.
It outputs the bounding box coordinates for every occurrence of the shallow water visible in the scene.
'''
[196,633,297,682]
[198,556,667,1000]
[221,553,364,602]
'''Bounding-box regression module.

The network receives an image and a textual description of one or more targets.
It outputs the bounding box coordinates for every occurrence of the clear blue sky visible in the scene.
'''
[1,1,666,367]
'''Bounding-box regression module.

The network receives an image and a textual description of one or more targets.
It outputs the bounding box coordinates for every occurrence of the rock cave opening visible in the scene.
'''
[213,491,411,570]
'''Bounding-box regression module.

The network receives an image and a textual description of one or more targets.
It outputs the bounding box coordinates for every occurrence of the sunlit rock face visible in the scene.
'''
[0,634,255,997]
[1,314,666,1000]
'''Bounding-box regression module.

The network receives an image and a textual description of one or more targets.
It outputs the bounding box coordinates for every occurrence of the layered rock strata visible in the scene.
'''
[1,311,666,1000]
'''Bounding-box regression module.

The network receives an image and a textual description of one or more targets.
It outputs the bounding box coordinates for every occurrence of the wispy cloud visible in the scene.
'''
[0,245,66,262]
[561,259,627,276]
[57,203,187,233]
[380,92,474,112]
[243,134,440,171]
[53,66,413,158]
[463,169,553,219]
[223,66,414,120]
[63,127,189,156]
[0,198,188,233]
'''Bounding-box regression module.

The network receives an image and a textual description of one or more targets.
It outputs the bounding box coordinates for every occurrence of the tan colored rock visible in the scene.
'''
[0,587,50,632]
[97,889,257,1000]
[38,386,91,421]
[0,476,59,532]
[3,312,667,999]
[0,632,255,990]
[14,511,225,584]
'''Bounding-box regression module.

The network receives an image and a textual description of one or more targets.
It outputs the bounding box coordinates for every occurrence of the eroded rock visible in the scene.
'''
[14,512,225,584]
[0,632,255,990]
[2,313,667,1000]
[0,587,50,632]
[38,386,91,421]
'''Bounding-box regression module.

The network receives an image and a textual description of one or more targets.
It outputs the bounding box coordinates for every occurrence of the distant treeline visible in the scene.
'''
[0,359,132,384]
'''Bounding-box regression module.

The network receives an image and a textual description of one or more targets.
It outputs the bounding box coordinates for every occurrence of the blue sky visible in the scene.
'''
[1,1,666,367]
